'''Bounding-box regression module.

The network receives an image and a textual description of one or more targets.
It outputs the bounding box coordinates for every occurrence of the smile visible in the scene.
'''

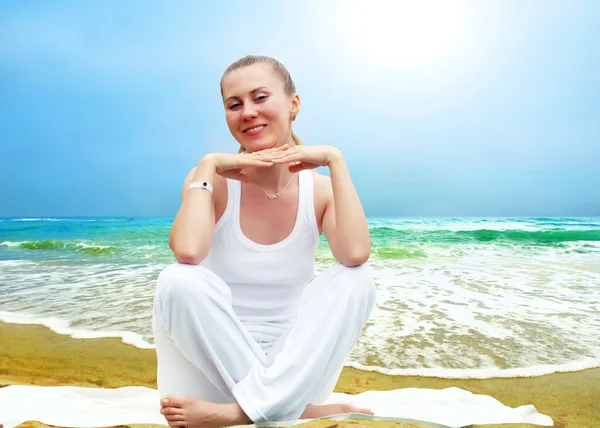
[243,125,267,135]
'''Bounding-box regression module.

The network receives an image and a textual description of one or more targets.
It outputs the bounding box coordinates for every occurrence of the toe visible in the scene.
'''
[348,404,374,415]
[160,395,174,407]
[161,394,186,408]
[162,406,185,416]
[165,413,186,422]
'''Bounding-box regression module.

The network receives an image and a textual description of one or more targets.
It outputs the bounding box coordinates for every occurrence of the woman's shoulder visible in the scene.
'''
[311,169,331,186]
[311,170,333,201]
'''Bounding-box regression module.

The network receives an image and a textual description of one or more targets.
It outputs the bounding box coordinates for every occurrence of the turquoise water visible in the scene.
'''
[1,217,599,378]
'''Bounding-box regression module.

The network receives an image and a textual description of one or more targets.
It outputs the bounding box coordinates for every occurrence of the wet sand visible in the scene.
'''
[1,322,598,427]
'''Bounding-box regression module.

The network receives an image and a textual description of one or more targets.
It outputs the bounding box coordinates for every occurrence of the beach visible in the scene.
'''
[2,217,599,376]
[1,217,599,427]
[1,321,599,427]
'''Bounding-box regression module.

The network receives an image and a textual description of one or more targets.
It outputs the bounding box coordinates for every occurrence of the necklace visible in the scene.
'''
[251,173,295,200]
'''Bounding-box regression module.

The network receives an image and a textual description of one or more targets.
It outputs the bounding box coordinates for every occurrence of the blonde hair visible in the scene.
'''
[220,55,304,153]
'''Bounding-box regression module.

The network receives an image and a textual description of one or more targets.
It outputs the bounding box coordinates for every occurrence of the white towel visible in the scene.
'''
[0,385,553,428]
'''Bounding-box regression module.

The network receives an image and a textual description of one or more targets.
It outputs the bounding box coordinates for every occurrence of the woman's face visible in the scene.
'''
[222,63,299,153]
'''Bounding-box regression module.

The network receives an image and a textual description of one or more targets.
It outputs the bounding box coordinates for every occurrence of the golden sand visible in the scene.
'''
[1,322,598,428]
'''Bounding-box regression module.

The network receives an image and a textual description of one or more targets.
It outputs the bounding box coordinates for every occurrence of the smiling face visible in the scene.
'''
[221,63,299,153]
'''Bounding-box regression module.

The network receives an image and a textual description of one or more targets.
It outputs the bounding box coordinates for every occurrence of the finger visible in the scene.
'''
[251,152,284,162]
[248,151,293,163]
[272,145,300,154]
[269,148,302,160]
[243,151,269,160]
[253,144,290,156]
[240,158,274,167]
[271,152,304,164]
[252,159,275,166]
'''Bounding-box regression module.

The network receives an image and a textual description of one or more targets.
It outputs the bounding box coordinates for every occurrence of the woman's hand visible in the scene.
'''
[202,145,290,182]
[270,145,342,172]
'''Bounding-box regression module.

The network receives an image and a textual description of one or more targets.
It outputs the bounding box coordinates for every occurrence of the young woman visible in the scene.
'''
[152,55,376,428]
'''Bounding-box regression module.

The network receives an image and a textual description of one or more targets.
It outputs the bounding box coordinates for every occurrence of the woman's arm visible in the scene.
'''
[322,149,371,267]
[270,145,371,267]
[169,147,289,264]
[168,158,217,265]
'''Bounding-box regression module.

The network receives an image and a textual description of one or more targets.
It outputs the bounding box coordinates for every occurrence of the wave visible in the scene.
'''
[460,229,600,243]
[345,358,600,379]
[315,247,427,262]
[370,227,600,245]
[373,247,428,259]
[0,311,153,349]
[1,312,597,379]
[1,240,118,255]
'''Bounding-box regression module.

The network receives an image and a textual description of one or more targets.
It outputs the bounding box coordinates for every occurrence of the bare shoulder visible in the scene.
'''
[312,170,333,198]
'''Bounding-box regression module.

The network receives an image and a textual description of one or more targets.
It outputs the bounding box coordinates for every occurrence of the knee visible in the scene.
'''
[156,263,228,304]
[156,263,193,299]
[329,263,376,303]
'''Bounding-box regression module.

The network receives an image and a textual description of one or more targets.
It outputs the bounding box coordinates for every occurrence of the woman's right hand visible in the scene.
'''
[201,144,290,182]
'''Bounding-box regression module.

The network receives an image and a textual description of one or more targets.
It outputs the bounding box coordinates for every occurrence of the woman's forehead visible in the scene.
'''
[222,64,282,97]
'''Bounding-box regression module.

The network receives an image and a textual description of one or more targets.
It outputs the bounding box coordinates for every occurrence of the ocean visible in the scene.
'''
[1,217,599,379]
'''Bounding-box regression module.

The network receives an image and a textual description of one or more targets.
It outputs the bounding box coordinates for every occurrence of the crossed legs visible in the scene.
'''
[152,262,376,426]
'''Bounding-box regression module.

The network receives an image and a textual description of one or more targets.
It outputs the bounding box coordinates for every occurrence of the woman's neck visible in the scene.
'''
[246,163,295,194]
[244,134,295,193]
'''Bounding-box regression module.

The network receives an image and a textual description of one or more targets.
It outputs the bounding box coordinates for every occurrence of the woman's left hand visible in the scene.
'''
[270,145,342,172]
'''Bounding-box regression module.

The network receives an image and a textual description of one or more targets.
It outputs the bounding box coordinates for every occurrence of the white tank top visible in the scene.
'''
[200,169,320,351]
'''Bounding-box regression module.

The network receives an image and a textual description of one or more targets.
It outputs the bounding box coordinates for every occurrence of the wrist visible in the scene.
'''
[198,154,218,170]
[326,147,344,168]
[194,156,218,181]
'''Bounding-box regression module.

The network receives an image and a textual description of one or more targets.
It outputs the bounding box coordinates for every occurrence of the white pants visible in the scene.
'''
[152,262,376,422]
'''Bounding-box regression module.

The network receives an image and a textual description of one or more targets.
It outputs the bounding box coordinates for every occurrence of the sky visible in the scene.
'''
[1,0,599,217]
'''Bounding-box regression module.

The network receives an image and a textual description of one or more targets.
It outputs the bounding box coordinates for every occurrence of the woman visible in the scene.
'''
[152,55,376,428]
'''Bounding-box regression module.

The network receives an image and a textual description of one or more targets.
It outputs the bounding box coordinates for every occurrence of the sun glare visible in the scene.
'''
[335,0,473,72]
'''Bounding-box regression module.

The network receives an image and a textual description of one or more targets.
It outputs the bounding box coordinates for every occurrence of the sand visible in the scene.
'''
[0,322,598,427]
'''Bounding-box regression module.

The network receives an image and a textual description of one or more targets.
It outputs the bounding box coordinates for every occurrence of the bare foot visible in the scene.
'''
[301,403,375,419]
[160,395,251,428]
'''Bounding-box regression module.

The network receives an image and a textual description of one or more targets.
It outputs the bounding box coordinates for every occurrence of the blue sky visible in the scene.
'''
[1,0,599,217]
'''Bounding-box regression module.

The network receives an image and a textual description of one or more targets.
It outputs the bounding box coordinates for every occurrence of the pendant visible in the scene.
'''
[268,194,279,199]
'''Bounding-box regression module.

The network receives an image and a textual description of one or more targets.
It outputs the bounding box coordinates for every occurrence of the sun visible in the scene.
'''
[335,0,473,72]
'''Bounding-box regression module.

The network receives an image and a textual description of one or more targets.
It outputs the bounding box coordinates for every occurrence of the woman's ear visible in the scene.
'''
[290,93,300,121]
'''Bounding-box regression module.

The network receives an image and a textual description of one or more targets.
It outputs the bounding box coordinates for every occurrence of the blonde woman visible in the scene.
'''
[152,55,376,427]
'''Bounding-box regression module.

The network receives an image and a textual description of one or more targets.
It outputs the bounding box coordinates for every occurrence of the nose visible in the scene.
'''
[240,103,258,121]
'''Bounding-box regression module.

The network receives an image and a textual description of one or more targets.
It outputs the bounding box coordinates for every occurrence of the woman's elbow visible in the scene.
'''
[340,250,371,267]
[168,242,207,265]
[174,252,206,265]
